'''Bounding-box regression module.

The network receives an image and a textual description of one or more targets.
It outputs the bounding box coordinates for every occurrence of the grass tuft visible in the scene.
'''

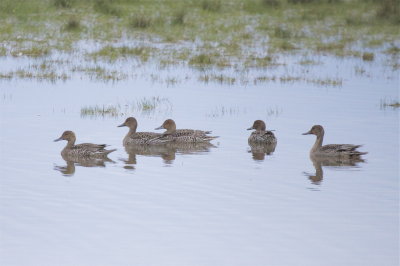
[65,17,80,31]
[189,53,214,66]
[172,9,186,25]
[201,0,222,12]
[362,52,374,61]
[93,0,121,16]
[54,0,74,8]
[130,13,153,29]
[261,0,281,7]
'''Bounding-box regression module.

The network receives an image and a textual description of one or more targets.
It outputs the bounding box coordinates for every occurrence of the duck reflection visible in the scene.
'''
[121,142,216,168]
[304,155,365,185]
[54,154,114,176]
[248,142,277,161]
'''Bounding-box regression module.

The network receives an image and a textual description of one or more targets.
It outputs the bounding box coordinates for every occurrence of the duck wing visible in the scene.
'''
[130,132,161,140]
[74,143,116,156]
[321,144,367,156]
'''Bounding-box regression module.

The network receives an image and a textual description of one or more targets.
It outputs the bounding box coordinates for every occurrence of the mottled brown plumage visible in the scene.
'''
[54,131,116,158]
[118,117,168,145]
[247,120,277,145]
[154,119,218,143]
[302,125,367,158]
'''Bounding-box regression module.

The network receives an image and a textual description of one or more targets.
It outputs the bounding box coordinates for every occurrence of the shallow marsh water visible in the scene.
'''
[0,56,399,266]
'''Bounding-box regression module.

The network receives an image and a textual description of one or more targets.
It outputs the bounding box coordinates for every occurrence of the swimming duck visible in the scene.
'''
[154,119,218,142]
[247,120,277,145]
[54,130,116,158]
[302,125,367,158]
[118,117,169,145]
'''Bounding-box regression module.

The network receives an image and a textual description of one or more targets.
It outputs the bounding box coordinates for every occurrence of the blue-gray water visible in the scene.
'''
[0,57,399,266]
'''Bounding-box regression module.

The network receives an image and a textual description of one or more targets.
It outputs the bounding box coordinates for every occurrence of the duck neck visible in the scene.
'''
[127,125,137,136]
[164,125,176,135]
[311,132,324,152]
[66,138,75,148]
[124,126,137,144]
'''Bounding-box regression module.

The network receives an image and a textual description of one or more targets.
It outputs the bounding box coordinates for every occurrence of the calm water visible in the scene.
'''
[0,56,399,266]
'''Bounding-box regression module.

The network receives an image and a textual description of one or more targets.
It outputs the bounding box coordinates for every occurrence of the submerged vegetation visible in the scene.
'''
[80,97,173,118]
[380,98,400,109]
[0,0,398,84]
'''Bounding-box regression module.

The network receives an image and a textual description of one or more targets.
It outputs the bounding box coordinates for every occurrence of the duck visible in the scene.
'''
[302,125,367,158]
[118,117,169,145]
[247,120,277,145]
[154,119,218,142]
[54,131,116,158]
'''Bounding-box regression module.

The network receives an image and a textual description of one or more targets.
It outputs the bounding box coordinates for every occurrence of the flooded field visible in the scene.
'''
[0,0,399,265]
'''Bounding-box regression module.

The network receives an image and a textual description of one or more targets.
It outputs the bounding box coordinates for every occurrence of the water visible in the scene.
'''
[0,58,399,266]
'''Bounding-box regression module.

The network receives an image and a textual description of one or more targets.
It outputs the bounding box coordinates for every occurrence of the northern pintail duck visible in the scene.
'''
[302,125,367,157]
[247,120,277,145]
[54,131,116,158]
[118,117,168,145]
[154,119,218,142]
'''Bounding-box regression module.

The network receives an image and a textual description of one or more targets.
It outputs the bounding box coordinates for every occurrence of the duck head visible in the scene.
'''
[155,119,176,133]
[247,120,266,131]
[118,117,138,131]
[302,125,324,136]
[54,130,76,143]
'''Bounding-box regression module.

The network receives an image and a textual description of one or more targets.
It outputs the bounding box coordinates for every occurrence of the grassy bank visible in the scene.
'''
[0,0,399,83]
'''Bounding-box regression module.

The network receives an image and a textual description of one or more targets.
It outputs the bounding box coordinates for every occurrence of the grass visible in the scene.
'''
[80,105,119,118]
[362,52,374,61]
[0,0,398,84]
[201,0,222,12]
[189,53,215,67]
[11,46,50,58]
[88,45,153,62]
[64,17,80,31]
[199,74,236,85]
[80,97,172,118]
[130,13,153,29]
[380,98,400,109]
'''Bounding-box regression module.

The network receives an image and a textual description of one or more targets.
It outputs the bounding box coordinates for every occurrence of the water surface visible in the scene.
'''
[0,57,398,266]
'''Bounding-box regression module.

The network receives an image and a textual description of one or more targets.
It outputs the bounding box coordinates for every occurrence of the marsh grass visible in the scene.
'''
[199,74,236,85]
[384,45,400,54]
[362,52,374,61]
[65,17,80,31]
[298,59,321,65]
[274,26,292,39]
[206,106,242,117]
[80,105,120,118]
[80,97,172,118]
[376,0,399,22]
[172,9,186,25]
[11,46,50,58]
[89,45,153,62]
[54,0,74,8]
[201,0,222,12]
[93,0,121,16]
[380,98,400,109]
[130,13,153,29]
[0,0,399,84]
[189,53,215,67]
[261,0,281,7]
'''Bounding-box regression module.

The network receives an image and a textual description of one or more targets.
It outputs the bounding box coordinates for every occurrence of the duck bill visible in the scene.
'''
[247,127,253,130]
[54,137,63,142]
[302,131,311,135]
[117,123,126,127]
[154,126,163,130]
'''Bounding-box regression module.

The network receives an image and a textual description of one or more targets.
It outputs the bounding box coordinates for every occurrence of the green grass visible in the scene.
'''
[80,105,120,118]
[0,0,398,84]
[362,52,375,61]
[88,45,153,62]
[80,97,172,118]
